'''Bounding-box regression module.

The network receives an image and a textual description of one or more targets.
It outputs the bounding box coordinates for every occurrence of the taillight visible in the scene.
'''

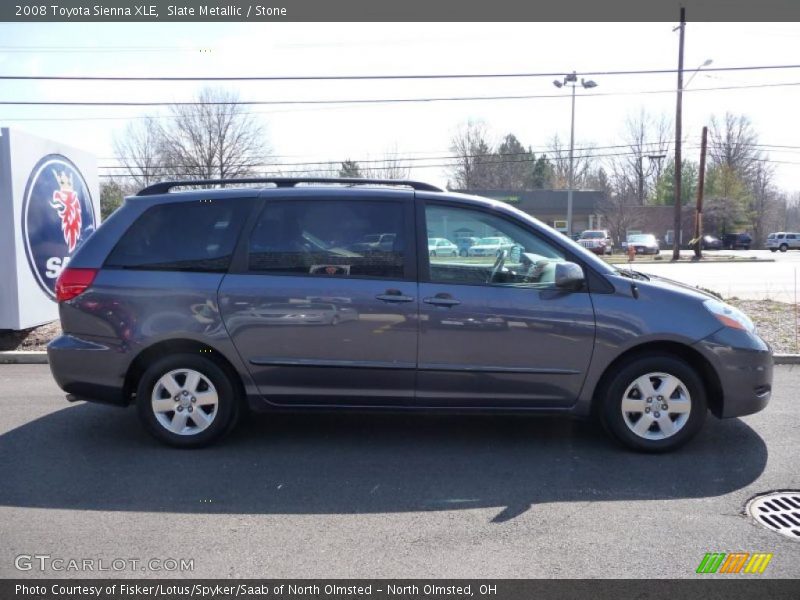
[55,268,98,302]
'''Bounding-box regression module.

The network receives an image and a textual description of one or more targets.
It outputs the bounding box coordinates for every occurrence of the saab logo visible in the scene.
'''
[696,552,773,574]
[21,155,96,299]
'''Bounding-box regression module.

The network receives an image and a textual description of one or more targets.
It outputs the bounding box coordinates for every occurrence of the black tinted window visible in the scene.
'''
[106,200,248,272]
[248,199,406,279]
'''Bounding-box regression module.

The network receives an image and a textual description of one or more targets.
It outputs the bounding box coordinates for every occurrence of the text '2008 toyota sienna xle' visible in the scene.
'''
[47,178,772,452]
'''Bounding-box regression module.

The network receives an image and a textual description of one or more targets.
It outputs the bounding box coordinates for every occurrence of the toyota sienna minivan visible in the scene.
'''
[47,178,772,452]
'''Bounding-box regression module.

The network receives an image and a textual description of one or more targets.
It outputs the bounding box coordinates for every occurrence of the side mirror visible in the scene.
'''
[555,261,585,291]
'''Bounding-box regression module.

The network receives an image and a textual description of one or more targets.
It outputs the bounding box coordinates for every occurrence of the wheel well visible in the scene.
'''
[123,339,245,407]
[592,341,724,418]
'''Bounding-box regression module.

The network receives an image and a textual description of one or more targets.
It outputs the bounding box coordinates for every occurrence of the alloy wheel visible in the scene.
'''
[620,372,692,440]
[151,368,219,436]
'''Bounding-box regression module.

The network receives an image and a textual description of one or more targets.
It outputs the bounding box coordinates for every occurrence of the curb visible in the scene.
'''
[2,351,800,365]
[0,351,48,364]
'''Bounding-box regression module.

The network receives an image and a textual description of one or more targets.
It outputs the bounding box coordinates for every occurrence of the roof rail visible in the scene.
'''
[136,177,445,196]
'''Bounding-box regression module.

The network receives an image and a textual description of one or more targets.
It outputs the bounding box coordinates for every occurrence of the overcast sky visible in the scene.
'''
[1,21,799,191]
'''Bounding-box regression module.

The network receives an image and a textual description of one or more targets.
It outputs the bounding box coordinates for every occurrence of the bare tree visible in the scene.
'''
[362,146,411,179]
[546,134,596,189]
[112,116,163,189]
[159,87,271,180]
[448,121,496,189]
[708,113,763,180]
[611,109,671,204]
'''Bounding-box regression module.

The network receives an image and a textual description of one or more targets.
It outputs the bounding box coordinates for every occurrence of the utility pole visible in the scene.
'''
[672,6,686,261]
[693,126,708,260]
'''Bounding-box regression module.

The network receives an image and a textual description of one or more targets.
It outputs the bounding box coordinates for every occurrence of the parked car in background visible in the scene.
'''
[578,230,613,255]
[467,236,515,257]
[623,233,660,255]
[722,233,752,250]
[456,236,481,257]
[766,232,800,252]
[701,235,723,250]
[428,237,458,257]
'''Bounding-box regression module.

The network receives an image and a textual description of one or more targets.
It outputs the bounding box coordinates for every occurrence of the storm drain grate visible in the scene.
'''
[746,491,800,541]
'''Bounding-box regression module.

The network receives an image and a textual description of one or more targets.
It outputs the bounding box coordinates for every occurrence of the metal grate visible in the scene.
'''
[746,491,800,541]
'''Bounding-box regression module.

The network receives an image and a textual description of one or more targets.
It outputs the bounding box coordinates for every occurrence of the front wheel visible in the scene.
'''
[136,354,240,448]
[599,355,707,452]
[770,248,777,253]
[780,244,788,253]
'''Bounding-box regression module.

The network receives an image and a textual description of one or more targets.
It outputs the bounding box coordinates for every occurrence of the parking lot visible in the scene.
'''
[627,249,800,301]
[0,364,798,578]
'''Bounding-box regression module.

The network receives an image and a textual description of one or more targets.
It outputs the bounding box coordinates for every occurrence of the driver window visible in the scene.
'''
[425,204,566,288]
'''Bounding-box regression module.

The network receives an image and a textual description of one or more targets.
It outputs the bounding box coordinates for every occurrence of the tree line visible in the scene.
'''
[103,87,798,248]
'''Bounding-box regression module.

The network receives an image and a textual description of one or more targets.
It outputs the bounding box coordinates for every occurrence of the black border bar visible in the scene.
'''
[3,0,800,22]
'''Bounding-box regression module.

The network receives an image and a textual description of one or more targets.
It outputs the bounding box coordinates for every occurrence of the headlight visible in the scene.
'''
[703,299,755,332]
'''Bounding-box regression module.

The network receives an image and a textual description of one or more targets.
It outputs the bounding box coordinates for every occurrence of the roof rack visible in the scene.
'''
[136,177,445,196]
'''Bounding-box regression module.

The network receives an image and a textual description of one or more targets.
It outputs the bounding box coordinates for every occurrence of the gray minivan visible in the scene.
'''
[47,178,772,452]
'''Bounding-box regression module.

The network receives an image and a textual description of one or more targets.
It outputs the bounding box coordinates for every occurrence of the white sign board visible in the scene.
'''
[0,128,100,330]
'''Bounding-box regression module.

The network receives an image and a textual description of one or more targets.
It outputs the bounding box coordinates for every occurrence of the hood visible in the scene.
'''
[613,268,721,302]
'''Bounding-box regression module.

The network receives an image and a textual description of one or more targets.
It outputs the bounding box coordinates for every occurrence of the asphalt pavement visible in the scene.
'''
[0,364,798,579]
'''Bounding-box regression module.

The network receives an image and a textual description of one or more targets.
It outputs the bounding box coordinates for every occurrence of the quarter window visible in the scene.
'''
[425,204,567,287]
[105,200,248,272]
[248,199,407,280]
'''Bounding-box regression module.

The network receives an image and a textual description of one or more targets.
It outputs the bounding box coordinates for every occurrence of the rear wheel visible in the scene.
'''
[136,354,239,448]
[599,354,707,452]
[780,244,788,252]
[770,248,777,253]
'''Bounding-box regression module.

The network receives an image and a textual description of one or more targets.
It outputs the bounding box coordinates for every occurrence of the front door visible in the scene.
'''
[219,192,418,405]
[416,201,596,408]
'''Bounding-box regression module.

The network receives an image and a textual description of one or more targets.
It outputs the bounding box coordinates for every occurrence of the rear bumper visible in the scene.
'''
[695,328,773,418]
[47,334,129,406]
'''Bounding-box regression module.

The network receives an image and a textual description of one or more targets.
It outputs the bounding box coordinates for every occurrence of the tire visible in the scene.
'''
[430,250,436,257]
[770,248,777,253]
[599,354,707,452]
[136,353,240,448]
[779,244,788,253]
[459,249,467,257]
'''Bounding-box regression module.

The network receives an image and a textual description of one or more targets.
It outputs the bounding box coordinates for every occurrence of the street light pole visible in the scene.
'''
[567,82,576,236]
[553,72,597,237]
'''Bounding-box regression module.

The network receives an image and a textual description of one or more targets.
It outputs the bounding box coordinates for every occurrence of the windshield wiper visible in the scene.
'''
[615,267,650,281]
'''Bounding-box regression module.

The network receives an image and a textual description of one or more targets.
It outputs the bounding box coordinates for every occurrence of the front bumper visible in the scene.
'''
[47,334,130,406]
[695,328,773,418]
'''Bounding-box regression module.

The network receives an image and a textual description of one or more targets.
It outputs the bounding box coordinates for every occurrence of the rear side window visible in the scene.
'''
[248,199,407,279]
[105,200,248,272]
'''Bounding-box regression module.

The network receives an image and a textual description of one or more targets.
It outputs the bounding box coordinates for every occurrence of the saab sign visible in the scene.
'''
[22,155,97,298]
[0,129,100,329]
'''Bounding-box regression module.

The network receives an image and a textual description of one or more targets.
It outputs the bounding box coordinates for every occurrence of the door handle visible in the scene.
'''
[376,289,414,303]
[423,294,461,307]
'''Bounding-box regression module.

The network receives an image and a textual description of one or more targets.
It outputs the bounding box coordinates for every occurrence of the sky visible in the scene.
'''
[1,21,799,192]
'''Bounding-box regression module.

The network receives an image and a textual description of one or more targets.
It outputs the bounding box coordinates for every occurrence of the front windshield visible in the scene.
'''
[628,234,655,243]
[582,231,605,239]
[479,237,502,245]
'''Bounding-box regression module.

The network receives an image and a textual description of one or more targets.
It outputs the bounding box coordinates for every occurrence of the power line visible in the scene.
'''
[97,146,800,174]
[3,81,799,107]
[3,64,800,81]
